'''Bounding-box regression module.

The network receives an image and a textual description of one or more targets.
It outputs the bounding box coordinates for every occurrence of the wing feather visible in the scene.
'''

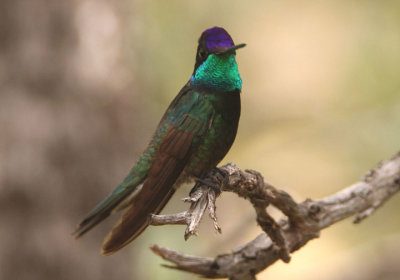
[102,93,214,255]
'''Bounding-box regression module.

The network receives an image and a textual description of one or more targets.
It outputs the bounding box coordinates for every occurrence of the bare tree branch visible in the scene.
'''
[150,151,400,280]
[150,179,222,240]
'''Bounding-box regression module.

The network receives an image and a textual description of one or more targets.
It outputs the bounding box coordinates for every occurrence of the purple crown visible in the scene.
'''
[202,27,234,51]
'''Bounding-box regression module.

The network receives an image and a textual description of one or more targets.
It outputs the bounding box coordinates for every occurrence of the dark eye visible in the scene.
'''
[198,50,206,59]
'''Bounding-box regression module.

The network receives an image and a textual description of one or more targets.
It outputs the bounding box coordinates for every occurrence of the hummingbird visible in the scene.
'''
[74,27,246,255]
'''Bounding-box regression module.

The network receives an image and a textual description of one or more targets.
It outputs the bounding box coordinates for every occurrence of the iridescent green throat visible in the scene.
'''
[190,54,242,92]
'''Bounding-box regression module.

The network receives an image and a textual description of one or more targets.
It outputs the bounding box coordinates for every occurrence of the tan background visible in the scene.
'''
[1,0,400,279]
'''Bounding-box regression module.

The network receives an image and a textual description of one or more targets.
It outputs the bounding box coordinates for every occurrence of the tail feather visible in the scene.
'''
[101,155,182,255]
[74,182,142,238]
[80,120,197,254]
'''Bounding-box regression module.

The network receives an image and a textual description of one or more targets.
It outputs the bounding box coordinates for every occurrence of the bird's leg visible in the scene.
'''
[190,167,228,196]
[191,178,219,194]
[180,168,229,239]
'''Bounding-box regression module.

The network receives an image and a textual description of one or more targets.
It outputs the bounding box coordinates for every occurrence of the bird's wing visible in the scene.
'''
[101,90,215,255]
[73,85,194,239]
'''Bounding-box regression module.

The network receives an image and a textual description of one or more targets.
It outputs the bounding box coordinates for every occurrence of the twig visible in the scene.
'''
[151,151,400,279]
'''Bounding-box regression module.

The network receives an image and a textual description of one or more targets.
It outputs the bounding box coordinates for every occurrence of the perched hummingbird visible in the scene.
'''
[75,27,245,255]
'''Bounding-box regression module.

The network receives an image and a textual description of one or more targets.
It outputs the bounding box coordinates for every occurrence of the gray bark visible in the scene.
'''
[151,151,400,279]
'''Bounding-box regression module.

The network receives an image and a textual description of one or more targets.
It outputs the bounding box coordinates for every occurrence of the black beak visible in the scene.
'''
[217,43,246,55]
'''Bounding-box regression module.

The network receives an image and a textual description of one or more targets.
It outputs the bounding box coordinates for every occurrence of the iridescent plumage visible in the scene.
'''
[190,54,242,92]
[74,27,245,255]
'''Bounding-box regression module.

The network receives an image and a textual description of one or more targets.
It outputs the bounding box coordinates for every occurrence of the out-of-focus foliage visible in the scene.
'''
[1,1,399,279]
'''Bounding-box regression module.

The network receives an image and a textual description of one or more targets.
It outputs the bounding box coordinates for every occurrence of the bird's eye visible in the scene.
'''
[198,50,206,59]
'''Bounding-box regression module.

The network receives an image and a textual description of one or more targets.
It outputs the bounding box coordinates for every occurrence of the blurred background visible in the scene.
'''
[1,0,400,279]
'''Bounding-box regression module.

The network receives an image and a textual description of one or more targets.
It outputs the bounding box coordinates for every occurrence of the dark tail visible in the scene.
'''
[101,187,175,255]
[101,156,182,255]
[74,180,143,238]
[101,124,196,254]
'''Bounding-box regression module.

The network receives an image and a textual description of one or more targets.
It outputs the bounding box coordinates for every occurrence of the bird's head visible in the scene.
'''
[191,27,246,92]
[194,27,246,71]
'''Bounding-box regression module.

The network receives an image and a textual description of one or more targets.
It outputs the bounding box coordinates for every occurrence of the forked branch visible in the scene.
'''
[150,151,400,280]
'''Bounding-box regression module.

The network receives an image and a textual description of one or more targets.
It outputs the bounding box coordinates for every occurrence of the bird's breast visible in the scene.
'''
[185,92,240,177]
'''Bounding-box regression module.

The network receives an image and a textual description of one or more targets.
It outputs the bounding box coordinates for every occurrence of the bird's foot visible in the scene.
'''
[191,167,228,196]
[180,168,228,239]
[192,178,221,196]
